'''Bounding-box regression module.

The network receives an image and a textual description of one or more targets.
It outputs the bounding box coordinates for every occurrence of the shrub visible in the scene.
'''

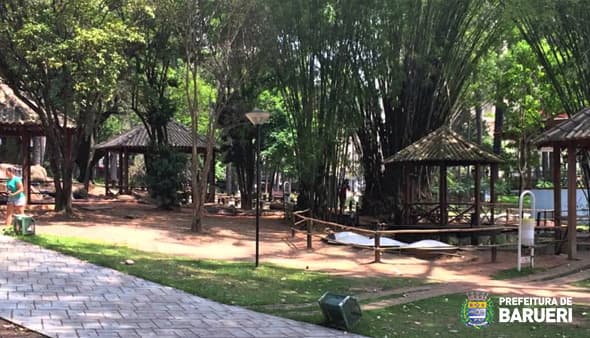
[144,144,187,209]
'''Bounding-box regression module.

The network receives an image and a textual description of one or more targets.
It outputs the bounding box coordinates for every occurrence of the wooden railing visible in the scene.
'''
[405,202,583,226]
[406,202,476,225]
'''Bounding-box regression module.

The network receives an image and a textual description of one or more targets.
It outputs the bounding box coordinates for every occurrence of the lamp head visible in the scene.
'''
[245,108,271,126]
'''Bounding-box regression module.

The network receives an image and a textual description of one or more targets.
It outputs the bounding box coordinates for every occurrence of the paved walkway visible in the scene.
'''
[0,236,361,338]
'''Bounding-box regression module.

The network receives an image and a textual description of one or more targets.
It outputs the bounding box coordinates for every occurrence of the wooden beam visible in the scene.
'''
[440,164,448,226]
[404,165,412,224]
[123,150,130,194]
[472,164,481,245]
[552,146,561,254]
[105,152,110,195]
[490,163,497,224]
[117,152,123,193]
[21,133,31,205]
[553,147,561,225]
[567,144,577,259]
[307,219,313,250]
[374,232,381,263]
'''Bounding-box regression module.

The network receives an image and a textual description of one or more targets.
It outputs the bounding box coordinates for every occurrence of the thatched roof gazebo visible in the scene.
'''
[536,108,590,147]
[95,121,211,196]
[1,83,75,204]
[384,126,503,226]
[95,120,208,153]
[535,107,590,259]
[1,83,47,136]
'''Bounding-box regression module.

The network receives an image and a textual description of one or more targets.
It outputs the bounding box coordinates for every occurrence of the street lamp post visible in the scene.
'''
[246,109,271,267]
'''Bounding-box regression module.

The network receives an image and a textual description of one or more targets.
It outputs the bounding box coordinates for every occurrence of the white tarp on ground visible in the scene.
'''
[404,239,453,249]
[326,232,455,249]
[326,231,407,247]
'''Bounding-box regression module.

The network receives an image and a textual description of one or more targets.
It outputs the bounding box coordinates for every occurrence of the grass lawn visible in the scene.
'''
[18,234,422,308]
[491,267,546,280]
[573,279,590,289]
[276,294,590,337]
[353,294,590,338]
[498,195,519,204]
[279,294,590,338]
[498,195,531,206]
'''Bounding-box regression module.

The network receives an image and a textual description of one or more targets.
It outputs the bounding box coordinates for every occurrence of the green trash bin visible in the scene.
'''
[318,292,362,330]
[12,214,35,235]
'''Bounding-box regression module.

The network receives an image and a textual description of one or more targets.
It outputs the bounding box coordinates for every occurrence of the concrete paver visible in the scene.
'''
[0,236,361,338]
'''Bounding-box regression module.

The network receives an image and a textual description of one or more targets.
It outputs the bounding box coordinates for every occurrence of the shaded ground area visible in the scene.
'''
[0,317,47,337]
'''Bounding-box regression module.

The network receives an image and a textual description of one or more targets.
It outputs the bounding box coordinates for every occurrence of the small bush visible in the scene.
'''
[535,179,553,189]
[144,144,187,209]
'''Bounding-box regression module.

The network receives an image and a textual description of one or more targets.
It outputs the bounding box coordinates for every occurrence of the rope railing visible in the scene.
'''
[290,208,575,263]
[291,210,515,263]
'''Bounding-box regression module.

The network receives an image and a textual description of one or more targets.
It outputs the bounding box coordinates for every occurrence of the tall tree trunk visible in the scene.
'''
[475,105,483,144]
[195,111,217,230]
[44,127,74,214]
[32,137,44,166]
[226,163,233,194]
[492,103,504,159]
[236,163,254,210]
[190,97,201,232]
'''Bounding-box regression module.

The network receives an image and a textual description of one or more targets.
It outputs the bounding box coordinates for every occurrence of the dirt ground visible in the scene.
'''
[11,199,586,286]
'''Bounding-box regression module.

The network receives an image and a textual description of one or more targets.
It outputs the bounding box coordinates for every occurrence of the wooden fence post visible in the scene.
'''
[374,232,381,263]
[307,218,313,250]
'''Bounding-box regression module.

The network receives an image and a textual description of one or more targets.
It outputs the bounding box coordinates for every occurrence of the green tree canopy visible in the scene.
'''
[0,0,142,212]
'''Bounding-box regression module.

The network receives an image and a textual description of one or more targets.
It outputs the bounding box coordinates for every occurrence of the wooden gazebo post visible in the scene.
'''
[552,146,561,253]
[490,163,497,224]
[117,151,123,194]
[403,164,414,224]
[472,164,482,245]
[567,144,577,259]
[123,149,130,194]
[104,152,110,195]
[207,150,216,202]
[440,164,448,226]
[474,164,481,226]
[21,132,31,204]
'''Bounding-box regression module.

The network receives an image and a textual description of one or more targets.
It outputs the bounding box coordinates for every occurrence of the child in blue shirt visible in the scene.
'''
[5,167,26,227]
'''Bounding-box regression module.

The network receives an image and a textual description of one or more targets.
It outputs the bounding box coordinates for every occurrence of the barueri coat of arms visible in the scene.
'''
[461,291,494,328]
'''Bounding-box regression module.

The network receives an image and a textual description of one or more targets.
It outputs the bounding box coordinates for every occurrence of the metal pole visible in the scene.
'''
[255,124,261,267]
